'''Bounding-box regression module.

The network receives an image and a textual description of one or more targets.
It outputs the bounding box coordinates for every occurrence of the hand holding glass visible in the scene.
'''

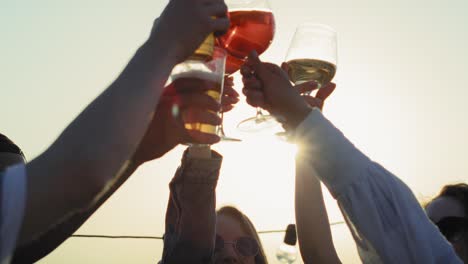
[168,47,227,146]
[218,0,277,132]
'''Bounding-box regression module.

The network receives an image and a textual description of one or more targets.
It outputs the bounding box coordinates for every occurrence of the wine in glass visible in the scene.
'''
[275,24,337,141]
[285,23,337,92]
[216,0,277,133]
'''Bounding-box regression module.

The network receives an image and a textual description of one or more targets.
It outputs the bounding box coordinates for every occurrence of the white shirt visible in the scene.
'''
[295,109,462,264]
[0,164,27,264]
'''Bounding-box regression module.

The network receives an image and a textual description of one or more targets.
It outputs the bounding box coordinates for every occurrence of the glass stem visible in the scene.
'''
[302,83,321,96]
[219,112,226,136]
[255,107,264,119]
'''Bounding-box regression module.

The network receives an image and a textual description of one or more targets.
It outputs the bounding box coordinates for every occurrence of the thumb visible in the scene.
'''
[246,51,274,82]
[304,96,324,109]
[246,50,262,73]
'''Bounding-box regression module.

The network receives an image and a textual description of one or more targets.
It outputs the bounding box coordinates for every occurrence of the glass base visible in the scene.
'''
[237,114,280,132]
[275,131,292,142]
[220,135,242,142]
[218,125,242,142]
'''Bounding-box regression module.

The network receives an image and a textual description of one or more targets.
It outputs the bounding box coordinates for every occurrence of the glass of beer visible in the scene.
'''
[169,47,227,146]
[285,23,337,92]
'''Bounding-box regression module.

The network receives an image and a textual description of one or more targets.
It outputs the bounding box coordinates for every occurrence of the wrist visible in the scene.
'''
[283,104,313,131]
[188,145,212,159]
[140,34,179,70]
[146,28,184,66]
[129,153,145,169]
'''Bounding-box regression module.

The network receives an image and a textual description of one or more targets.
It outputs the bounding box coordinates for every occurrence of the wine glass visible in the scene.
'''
[275,24,337,140]
[285,23,337,93]
[216,0,276,133]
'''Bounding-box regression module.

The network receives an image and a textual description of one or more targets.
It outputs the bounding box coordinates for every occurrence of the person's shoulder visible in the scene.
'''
[1,164,28,222]
[1,163,27,182]
[1,163,27,209]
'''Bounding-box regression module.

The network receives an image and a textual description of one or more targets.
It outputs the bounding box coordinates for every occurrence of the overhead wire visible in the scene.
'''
[70,221,345,240]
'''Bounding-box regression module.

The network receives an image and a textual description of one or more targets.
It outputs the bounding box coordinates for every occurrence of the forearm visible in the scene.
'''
[20,33,177,244]
[13,159,140,262]
[45,37,175,193]
[294,109,461,263]
[294,108,371,197]
[295,158,341,264]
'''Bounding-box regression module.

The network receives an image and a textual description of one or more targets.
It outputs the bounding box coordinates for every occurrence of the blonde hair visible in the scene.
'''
[216,206,268,264]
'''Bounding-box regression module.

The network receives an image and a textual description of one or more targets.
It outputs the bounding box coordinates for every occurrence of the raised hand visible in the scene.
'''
[241,52,309,129]
[133,75,238,165]
[152,0,230,64]
[221,76,240,112]
[280,62,336,110]
[241,52,335,130]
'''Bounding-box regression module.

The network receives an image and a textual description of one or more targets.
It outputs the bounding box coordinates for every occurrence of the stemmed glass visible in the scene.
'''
[275,23,337,140]
[216,0,276,133]
[285,23,337,93]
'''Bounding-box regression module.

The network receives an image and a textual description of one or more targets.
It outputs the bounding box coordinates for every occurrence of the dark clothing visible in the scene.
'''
[12,161,139,263]
[160,149,222,264]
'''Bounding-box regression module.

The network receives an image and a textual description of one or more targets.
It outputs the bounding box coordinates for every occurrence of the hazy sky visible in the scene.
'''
[1,0,468,263]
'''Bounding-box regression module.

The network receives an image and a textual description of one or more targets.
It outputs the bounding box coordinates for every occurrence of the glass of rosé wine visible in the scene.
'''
[216,0,277,133]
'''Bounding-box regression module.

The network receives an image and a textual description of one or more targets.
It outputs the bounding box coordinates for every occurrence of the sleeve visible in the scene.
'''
[160,148,222,264]
[1,164,27,264]
[294,108,462,264]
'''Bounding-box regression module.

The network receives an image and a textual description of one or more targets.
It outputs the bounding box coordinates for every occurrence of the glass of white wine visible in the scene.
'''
[285,23,337,93]
[274,23,336,140]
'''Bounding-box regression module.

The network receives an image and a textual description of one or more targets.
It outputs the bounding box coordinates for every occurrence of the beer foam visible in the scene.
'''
[171,70,221,83]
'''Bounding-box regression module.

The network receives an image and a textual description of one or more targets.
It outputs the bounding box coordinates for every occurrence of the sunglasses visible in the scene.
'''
[215,235,259,257]
[434,216,468,242]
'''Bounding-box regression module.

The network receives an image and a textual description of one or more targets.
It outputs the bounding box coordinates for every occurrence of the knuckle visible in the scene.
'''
[220,3,228,13]
[203,17,213,28]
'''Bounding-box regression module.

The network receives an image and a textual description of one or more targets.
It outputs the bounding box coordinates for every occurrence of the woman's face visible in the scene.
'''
[214,214,257,264]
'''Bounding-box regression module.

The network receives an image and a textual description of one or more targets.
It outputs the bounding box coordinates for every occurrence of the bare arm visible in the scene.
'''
[17,0,229,244]
[241,56,340,264]
[295,157,341,264]
[19,35,176,245]
[12,159,139,263]
[12,71,236,263]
